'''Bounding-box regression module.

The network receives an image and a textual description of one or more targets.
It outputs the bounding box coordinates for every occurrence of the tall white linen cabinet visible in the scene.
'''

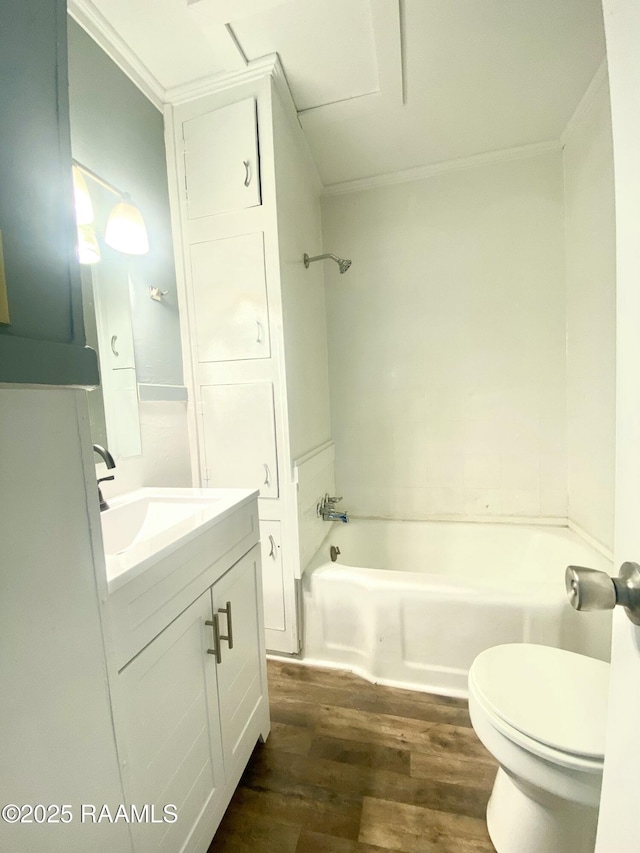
[165,56,334,654]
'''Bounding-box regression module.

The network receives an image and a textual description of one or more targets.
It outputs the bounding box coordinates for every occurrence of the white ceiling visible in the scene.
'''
[69,0,607,187]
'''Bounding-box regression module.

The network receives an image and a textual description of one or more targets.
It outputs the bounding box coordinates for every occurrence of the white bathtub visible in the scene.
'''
[301,519,613,697]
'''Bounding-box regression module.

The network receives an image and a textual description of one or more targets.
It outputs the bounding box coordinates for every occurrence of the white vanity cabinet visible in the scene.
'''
[108,493,269,853]
[183,98,261,219]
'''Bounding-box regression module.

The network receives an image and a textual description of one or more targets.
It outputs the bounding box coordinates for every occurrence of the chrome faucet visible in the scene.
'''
[318,494,349,523]
[93,444,116,512]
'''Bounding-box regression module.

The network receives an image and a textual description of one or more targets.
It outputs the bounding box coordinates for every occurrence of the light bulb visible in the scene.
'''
[104,197,149,255]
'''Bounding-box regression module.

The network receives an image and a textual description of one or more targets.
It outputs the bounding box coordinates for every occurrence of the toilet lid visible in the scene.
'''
[469,644,610,759]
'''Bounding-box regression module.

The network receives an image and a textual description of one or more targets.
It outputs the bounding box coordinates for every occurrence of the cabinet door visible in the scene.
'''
[212,545,267,774]
[200,382,279,498]
[117,592,224,853]
[259,521,286,632]
[190,233,271,362]
[92,259,136,371]
[183,98,261,219]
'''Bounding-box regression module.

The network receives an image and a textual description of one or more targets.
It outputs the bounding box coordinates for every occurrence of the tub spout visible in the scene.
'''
[318,494,349,523]
[325,510,349,523]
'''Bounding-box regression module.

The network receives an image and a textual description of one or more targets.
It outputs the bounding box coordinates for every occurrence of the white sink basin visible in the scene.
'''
[100,487,257,591]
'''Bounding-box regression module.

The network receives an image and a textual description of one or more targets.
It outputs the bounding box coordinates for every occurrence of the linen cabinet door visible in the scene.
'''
[190,233,270,362]
[212,545,268,774]
[182,98,260,219]
[259,520,285,633]
[199,382,279,498]
[117,591,224,853]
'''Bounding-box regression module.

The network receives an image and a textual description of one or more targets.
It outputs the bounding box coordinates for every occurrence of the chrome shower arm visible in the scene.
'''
[304,253,340,267]
[304,252,352,274]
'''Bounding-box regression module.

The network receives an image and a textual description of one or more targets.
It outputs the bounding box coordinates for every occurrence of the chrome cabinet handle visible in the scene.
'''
[111,335,119,357]
[268,534,277,559]
[263,463,271,487]
[217,601,234,649]
[243,160,251,187]
[256,319,263,343]
[205,616,221,663]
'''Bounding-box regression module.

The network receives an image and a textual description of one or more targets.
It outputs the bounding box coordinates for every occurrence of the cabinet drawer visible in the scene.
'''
[108,500,259,670]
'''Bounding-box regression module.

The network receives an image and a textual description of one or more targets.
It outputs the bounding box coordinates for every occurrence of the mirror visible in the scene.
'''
[78,175,142,459]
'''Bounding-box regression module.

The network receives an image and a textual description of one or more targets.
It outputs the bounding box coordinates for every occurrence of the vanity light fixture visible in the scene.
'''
[72,160,150,260]
[105,196,149,256]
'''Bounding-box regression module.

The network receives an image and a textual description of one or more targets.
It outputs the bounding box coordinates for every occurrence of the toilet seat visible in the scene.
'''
[469,644,609,770]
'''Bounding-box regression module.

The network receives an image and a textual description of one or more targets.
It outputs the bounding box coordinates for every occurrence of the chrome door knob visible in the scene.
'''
[565,562,640,625]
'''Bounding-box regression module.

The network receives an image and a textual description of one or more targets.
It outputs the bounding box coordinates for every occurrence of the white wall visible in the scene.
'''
[322,151,567,520]
[97,400,192,504]
[0,388,132,852]
[564,73,616,550]
[273,92,332,463]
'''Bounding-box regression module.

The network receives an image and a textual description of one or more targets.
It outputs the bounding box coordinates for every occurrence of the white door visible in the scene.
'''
[212,545,266,774]
[595,2,640,850]
[190,232,271,362]
[199,382,279,498]
[183,98,261,219]
[259,520,286,634]
[117,591,224,853]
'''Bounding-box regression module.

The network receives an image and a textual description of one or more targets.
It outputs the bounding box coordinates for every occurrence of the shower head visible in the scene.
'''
[304,252,352,275]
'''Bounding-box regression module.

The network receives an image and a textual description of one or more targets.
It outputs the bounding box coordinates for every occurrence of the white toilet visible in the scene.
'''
[468,644,610,853]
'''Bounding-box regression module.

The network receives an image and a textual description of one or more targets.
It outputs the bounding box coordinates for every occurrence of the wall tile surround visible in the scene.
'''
[564,78,615,550]
[322,152,568,521]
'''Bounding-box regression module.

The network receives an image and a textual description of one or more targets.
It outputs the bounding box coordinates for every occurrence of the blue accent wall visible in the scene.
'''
[67,19,184,386]
[0,0,98,386]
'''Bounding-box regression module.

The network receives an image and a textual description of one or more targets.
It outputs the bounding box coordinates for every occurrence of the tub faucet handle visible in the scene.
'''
[326,495,342,505]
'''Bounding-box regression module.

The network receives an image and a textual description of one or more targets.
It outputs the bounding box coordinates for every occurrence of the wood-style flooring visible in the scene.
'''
[208,660,498,852]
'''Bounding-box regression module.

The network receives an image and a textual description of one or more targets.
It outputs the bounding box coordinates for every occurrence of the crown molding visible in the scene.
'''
[561,61,609,148]
[164,53,280,105]
[68,0,166,110]
[322,140,562,197]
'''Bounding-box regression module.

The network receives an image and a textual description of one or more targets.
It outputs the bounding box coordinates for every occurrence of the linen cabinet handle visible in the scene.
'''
[243,159,251,187]
[111,335,119,357]
[268,534,277,559]
[205,615,222,664]
[256,319,263,343]
[263,463,271,487]
[218,601,234,649]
